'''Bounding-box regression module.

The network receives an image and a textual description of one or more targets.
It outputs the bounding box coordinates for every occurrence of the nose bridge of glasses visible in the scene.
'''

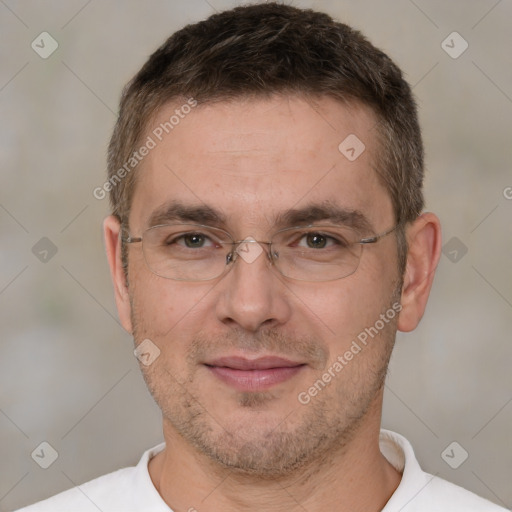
[228,237,274,267]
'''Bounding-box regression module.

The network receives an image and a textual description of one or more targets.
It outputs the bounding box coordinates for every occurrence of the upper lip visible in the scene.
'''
[205,356,305,370]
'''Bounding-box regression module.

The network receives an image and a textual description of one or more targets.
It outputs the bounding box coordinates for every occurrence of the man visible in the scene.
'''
[17,3,506,511]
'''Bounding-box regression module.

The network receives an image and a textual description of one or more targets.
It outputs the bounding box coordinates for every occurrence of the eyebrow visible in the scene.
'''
[147,201,227,228]
[275,201,375,233]
[146,200,374,234]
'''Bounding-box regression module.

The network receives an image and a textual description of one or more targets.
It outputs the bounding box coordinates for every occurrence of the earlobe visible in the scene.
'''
[103,215,133,333]
[397,212,442,333]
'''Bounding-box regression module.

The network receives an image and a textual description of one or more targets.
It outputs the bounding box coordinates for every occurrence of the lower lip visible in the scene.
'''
[207,365,305,392]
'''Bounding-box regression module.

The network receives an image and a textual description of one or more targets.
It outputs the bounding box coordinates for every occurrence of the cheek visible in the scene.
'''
[130,280,213,384]
[297,248,392,330]
[292,269,397,350]
[129,265,212,341]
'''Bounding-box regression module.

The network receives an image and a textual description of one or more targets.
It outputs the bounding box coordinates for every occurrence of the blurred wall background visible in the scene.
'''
[1,0,511,509]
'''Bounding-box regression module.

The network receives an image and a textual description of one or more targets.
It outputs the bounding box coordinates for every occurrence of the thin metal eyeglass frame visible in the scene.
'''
[122,222,400,282]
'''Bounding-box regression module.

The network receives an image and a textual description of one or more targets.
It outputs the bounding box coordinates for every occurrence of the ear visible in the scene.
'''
[103,215,133,333]
[397,212,442,332]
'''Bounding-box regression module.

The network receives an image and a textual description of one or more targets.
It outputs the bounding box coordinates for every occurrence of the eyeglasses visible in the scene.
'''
[123,223,399,282]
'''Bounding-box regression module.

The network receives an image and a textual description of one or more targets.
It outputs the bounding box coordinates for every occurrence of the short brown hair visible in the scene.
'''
[108,2,424,273]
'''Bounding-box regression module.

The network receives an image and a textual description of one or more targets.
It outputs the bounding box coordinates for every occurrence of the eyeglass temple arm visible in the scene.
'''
[122,236,142,244]
[359,224,400,245]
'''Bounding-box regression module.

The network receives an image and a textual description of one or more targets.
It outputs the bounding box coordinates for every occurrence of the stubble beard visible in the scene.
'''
[130,287,400,479]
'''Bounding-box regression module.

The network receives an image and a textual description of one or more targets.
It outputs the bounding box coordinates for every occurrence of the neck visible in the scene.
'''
[149,398,401,512]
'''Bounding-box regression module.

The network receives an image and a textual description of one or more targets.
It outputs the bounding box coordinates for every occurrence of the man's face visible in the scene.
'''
[125,95,401,476]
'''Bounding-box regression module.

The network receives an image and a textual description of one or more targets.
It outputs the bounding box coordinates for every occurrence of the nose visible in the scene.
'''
[214,240,292,332]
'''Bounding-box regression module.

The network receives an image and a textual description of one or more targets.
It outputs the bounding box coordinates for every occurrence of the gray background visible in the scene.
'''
[1,0,511,510]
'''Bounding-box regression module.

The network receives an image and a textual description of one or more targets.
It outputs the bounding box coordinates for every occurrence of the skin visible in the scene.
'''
[104,95,442,512]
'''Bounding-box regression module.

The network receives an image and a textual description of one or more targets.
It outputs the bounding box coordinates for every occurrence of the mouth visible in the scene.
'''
[204,356,307,392]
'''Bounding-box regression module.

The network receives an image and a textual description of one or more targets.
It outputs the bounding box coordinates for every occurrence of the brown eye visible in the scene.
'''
[182,233,207,248]
[306,233,327,249]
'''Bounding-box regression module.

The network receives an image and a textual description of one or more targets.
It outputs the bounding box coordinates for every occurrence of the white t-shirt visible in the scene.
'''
[15,430,506,511]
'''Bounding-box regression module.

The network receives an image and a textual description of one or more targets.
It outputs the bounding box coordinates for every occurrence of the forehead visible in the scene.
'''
[129,95,393,233]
